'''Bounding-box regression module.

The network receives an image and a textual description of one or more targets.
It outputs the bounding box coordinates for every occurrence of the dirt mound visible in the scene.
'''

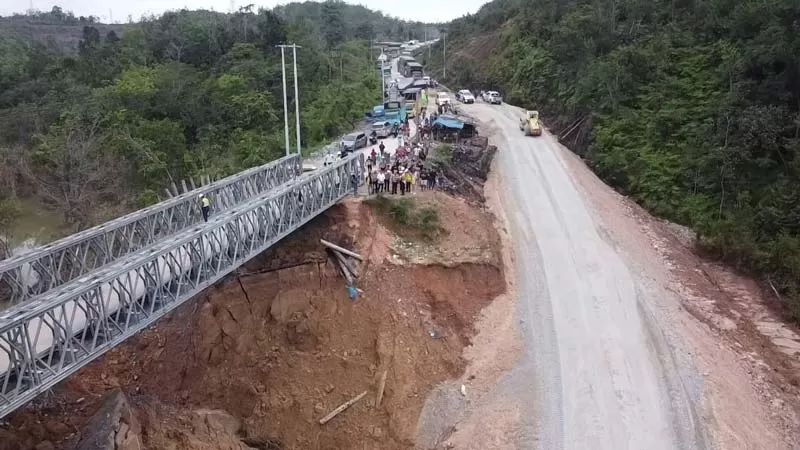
[3,198,505,450]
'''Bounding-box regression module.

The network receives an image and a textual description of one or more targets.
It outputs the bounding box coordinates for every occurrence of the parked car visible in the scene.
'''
[482,91,503,104]
[371,121,392,139]
[340,132,367,152]
[456,89,475,103]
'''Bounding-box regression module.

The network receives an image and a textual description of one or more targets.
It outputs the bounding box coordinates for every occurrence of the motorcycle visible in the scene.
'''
[369,131,378,145]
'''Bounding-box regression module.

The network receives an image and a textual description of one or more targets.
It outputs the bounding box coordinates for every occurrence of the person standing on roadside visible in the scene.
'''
[403,171,413,195]
[376,169,385,194]
[391,170,399,195]
[350,170,359,196]
[199,194,211,222]
[382,168,390,193]
[379,140,385,154]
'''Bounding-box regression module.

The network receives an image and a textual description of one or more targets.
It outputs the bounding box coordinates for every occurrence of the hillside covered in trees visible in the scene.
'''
[0,2,433,244]
[421,0,800,317]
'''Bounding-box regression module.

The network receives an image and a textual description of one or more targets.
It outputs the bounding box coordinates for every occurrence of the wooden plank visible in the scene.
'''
[319,390,368,425]
[320,239,363,261]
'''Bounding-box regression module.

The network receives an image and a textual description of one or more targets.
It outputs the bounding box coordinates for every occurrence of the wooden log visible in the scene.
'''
[320,239,363,261]
[333,250,359,278]
[164,188,174,198]
[334,252,354,285]
[374,370,388,408]
[319,390,368,425]
[181,179,189,194]
[190,177,197,190]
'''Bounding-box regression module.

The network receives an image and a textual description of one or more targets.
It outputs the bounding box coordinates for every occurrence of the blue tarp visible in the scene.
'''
[433,117,464,129]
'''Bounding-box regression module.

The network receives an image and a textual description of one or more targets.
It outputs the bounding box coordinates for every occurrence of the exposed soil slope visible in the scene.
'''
[2,192,505,450]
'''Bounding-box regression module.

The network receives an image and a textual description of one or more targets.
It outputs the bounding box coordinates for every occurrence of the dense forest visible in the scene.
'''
[422,0,800,317]
[0,2,433,244]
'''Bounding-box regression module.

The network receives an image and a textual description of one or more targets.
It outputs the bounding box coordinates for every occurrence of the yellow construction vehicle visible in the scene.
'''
[519,110,542,136]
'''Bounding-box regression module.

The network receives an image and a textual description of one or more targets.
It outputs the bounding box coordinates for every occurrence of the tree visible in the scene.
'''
[321,1,346,48]
[26,113,124,228]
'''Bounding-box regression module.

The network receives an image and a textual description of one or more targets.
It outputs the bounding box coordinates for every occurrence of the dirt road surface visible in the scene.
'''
[456,101,722,450]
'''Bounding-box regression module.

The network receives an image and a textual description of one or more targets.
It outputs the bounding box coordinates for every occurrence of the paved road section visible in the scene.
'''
[464,101,706,450]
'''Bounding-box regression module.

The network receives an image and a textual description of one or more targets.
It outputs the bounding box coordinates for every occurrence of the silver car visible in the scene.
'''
[371,121,392,139]
[483,91,503,104]
[340,132,367,152]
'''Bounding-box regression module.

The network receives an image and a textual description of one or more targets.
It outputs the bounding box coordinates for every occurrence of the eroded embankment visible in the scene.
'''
[2,192,505,450]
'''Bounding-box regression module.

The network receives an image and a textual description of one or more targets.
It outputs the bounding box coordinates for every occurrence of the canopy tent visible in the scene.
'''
[433,117,465,129]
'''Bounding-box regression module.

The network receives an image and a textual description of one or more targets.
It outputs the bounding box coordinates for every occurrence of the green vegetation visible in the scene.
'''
[0,3,434,236]
[366,195,444,241]
[429,0,800,317]
[430,144,453,165]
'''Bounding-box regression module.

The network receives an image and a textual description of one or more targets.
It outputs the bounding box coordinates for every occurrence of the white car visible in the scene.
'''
[456,89,475,103]
[436,93,452,106]
[482,91,503,104]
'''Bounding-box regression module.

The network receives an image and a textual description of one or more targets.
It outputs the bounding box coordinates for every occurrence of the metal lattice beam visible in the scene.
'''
[0,154,363,419]
[0,155,302,308]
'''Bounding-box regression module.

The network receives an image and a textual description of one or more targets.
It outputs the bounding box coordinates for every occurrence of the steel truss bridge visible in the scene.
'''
[0,154,363,419]
[0,155,302,307]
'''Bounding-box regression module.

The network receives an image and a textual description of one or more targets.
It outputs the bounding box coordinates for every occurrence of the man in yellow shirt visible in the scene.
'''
[199,194,211,222]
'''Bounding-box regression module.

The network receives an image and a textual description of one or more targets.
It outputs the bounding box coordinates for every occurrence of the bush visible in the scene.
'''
[417,207,442,239]
[430,144,453,166]
[389,198,413,225]
[365,195,444,241]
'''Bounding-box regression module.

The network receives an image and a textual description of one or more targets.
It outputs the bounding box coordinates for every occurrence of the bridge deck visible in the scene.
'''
[0,155,302,308]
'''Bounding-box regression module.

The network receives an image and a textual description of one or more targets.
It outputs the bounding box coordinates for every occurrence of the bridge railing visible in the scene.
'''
[0,155,302,308]
[0,154,362,419]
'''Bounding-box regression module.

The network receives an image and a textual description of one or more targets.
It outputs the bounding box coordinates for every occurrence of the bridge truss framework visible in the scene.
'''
[0,155,302,308]
[0,154,362,419]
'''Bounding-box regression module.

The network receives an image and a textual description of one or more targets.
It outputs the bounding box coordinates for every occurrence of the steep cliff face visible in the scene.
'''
[5,194,506,450]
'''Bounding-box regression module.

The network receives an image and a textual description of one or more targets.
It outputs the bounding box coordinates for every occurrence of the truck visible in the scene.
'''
[519,110,542,136]
[436,92,452,106]
[405,62,424,79]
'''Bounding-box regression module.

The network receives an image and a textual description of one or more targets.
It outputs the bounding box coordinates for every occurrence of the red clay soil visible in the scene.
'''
[2,198,505,450]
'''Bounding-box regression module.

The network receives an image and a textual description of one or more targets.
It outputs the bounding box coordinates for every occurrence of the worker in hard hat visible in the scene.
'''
[199,193,211,222]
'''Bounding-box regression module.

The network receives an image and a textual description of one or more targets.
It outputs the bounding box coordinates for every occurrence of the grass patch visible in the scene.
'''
[430,144,453,166]
[365,195,445,241]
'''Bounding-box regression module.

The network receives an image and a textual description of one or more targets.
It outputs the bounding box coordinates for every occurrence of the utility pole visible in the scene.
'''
[442,32,447,80]
[278,46,290,157]
[292,44,302,156]
[277,44,302,157]
[426,29,431,62]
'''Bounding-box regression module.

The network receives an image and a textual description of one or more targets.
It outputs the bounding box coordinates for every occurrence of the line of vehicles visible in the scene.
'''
[451,89,502,104]
[452,88,542,137]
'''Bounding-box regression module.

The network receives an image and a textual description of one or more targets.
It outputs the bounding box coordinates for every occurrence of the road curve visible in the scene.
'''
[463,101,707,450]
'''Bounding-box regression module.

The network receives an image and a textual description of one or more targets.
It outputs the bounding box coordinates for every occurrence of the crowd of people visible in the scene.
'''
[362,114,441,197]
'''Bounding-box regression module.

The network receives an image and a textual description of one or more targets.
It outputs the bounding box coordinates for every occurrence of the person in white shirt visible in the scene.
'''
[376,170,386,193]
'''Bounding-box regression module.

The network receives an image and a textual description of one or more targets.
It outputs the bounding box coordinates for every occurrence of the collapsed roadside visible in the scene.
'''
[0,123,508,450]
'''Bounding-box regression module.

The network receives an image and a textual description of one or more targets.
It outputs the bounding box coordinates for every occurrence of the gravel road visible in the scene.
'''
[463,101,708,450]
